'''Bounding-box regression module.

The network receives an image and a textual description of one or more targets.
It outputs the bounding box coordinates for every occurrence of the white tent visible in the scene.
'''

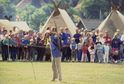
[40,8,77,35]
[10,21,31,32]
[97,10,124,37]
[0,19,13,30]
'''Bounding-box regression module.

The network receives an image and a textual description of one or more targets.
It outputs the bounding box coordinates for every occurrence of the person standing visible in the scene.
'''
[70,38,77,62]
[88,44,95,63]
[60,28,68,61]
[50,28,62,81]
[111,35,122,63]
[103,42,110,63]
[2,34,10,61]
[9,34,18,61]
[103,31,112,45]
[61,28,71,61]
[0,30,7,61]
[22,35,30,61]
[36,33,45,61]
[82,42,88,62]
[95,42,105,63]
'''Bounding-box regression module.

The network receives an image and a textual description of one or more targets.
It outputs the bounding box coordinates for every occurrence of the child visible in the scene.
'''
[88,44,95,62]
[70,38,77,62]
[77,42,83,62]
[82,42,88,62]
[22,35,30,61]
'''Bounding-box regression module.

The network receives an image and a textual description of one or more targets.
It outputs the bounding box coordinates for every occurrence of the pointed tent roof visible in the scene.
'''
[40,8,76,35]
[77,18,86,30]
[97,10,124,37]
[10,21,31,32]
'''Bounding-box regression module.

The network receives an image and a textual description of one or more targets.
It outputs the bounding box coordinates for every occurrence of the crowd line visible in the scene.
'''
[0,26,124,64]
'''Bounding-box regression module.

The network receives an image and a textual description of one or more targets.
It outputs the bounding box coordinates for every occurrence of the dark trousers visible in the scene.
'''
[28,46,36,61]
[10,46,17,61]
[1,45,9,61]
[17,47,23,60]
[36,47,45,61]
[94,52,98,63]
[44,47,51,61]
[71,49,76,61]
[22,47,29,60]
[62,46,71,61]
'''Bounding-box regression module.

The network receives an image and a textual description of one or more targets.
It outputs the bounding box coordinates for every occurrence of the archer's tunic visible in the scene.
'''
[50,34,61,57]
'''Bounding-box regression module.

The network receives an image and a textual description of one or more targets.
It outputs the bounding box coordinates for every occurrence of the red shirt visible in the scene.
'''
[103,36,112,45]
[82,45,88,54]
[16,37,22,47]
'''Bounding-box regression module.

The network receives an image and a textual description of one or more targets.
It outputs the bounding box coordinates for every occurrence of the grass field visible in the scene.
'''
[0,62,124,84]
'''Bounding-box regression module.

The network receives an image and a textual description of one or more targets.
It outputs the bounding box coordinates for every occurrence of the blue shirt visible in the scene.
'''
[111,38,122,49]
[92,35,97,43]
[61,32,71,46]
[70,41,77,50]
[50,34,61,57]
[22,39,30,46]
[73,33,81,44]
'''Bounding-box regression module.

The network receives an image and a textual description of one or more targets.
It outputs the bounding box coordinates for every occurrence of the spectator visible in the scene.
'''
[88,44,95,63]
[96,42,104,63]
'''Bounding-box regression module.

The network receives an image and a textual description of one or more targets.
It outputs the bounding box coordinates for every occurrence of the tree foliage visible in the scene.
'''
[80,0,110,19]
[0,0,16,20]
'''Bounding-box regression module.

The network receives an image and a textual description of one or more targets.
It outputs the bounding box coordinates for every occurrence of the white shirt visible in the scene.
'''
[88,46,95,55]
[121,34,124,41]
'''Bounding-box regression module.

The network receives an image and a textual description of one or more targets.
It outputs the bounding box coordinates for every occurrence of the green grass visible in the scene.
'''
[0,62,124,84]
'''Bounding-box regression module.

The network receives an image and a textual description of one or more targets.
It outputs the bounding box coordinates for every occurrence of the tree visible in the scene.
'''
[80,0,110,19]
[17,4,53,31]
[30,8,48,31]
[0,0,16,20]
